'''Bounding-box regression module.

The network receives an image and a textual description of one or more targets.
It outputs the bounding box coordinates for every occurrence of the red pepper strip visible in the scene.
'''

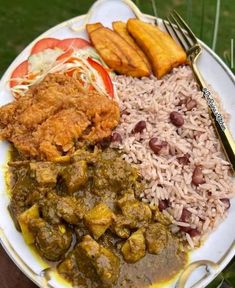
[87,57,114,98]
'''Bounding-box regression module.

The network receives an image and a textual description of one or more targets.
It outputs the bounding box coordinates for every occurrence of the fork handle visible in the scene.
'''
[192,63,235,173]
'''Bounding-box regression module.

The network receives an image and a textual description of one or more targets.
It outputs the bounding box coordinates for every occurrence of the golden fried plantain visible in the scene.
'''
[112,21,151,71]
[127,19,187,78]
[86,22,103,34]
[87,26,150,77]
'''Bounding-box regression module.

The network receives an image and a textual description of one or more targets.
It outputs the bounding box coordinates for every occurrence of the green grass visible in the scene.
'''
[0,0,234,76]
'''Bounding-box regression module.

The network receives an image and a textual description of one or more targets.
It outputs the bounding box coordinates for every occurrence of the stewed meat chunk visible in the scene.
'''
[92,155,140,195]
[40,192,86,225]
[119,199,152,228]
[28,218,72,261]
[29,162,60,186]
[60,160,88,193]
[145,223,169,254]
[75,235,120,286]
[112,215,132,239]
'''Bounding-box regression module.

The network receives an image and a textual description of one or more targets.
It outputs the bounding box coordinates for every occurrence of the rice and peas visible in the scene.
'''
[112,65,235,248]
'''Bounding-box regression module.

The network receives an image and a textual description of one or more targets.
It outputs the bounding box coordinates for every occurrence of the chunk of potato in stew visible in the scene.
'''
[121,228,146,263]
[84,203,115,239]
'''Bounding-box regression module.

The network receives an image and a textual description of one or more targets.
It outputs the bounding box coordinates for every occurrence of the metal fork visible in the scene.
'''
[163,10,235,173]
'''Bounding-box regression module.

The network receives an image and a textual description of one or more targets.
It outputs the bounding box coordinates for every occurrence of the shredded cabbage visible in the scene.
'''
[28,48,63,73]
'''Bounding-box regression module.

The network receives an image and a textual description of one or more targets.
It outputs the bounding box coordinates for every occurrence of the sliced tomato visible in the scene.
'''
[31,38,90,56]
[10,60,29,87]
[87,57,114,98]
[56,38,90,51]
[31,38,60,55]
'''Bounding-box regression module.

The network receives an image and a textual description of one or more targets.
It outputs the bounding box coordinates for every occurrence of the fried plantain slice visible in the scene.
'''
[127,19,187,78]
[87,26,150,77]
[86,22,103,34]
[112,21,151,71]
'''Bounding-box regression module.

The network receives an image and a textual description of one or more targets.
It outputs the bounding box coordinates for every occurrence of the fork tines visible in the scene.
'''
[163,10,198,53]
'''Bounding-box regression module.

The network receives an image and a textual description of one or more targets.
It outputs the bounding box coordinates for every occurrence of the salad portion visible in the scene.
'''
[10,37,114,98]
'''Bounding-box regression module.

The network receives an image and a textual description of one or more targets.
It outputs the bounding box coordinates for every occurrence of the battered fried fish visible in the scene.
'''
[0,73,120,160]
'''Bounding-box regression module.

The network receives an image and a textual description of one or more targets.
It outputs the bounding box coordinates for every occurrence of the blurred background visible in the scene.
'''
[0,0,234,76]
[0,0,234,287]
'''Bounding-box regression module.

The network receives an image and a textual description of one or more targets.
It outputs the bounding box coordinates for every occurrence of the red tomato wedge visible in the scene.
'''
[31,38,60,55]
[87,57,114,98]
[56,38,90,51]
[10,60,29,87]
[31,37,90,56]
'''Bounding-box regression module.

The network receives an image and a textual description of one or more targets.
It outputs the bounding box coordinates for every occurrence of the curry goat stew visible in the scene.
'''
[8,147,187,287]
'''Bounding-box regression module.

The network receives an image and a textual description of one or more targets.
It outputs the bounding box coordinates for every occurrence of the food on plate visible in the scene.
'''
[86,22,103,34]
[86,23,151,77]
[112,21,151,71]
[121,228,146,263]
[55,37,91,50]
[87,57,114,97]
[10,60,29,87]
[28,218,72,261]
[8,147,186,287]
[31,37,61,54]
[10,37,91,89]
[112,66,234,248]
[0,73,120,160]
[145,223,169,254]
[118,198,152,228]
[84,203,115,239]
[18,204,40,244]
[31,37,90,55]
[127,18,187,78]
[86,19,186,78]
[40,192,86,224]
[9,37,114,98]
[59,235,120,286]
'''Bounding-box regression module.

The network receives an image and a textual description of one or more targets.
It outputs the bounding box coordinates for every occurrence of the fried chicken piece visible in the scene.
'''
[0,73,120,160]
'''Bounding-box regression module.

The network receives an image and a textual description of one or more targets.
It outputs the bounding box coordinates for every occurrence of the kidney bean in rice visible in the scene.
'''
[112,66,235,248]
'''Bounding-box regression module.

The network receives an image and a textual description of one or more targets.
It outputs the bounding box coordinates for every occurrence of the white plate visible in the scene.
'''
[0,0,234,287]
